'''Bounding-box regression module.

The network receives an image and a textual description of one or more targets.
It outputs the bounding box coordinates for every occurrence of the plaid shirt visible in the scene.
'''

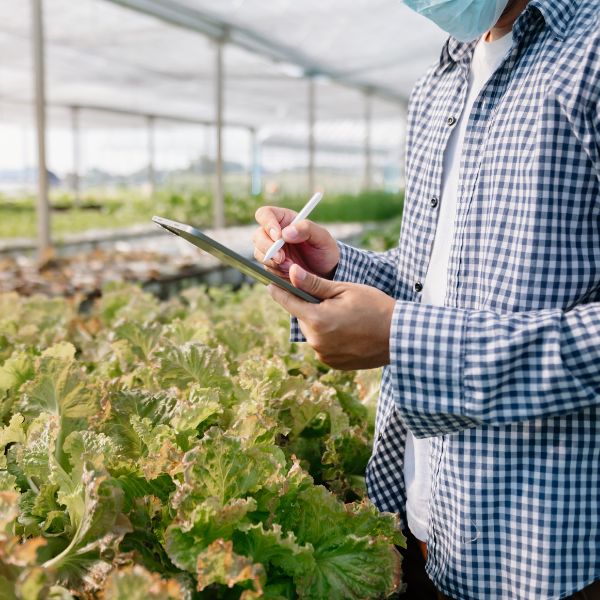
[292,0,600,598]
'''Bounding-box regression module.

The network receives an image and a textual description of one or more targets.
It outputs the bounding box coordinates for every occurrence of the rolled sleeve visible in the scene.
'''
[389,299,600,437]
[389,300,475,437]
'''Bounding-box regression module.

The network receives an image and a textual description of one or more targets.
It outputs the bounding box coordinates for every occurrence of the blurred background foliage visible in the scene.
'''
[0,189,404,240]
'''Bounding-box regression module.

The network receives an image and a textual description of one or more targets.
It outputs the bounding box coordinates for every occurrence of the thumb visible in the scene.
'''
[282,219,331,248]
[289,264,340,300]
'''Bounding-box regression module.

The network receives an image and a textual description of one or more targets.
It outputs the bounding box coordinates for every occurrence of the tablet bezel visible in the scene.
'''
[152,216,320,304]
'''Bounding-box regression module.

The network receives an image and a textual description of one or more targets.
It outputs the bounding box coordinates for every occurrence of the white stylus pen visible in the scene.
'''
[262,191,323,263]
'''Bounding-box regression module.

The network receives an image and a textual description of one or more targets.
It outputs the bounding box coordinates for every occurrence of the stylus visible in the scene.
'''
[262,191,323,263]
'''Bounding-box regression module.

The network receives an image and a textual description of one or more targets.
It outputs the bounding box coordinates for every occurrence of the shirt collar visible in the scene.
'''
[515,0,579,41]
[438,0,579,70]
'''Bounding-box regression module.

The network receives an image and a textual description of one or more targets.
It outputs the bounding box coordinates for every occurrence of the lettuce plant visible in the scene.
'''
[0,284,403,599]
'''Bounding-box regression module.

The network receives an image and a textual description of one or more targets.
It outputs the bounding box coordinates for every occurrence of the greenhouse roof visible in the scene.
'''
[0,0,447,130]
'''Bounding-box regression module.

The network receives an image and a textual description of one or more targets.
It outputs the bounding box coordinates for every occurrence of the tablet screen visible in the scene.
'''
[152,216,320,304]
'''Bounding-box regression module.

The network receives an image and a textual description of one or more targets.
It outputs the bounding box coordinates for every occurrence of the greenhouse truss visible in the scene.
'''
[0,0,447,251]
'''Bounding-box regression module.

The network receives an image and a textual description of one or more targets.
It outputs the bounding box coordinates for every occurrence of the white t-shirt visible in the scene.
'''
[404,31,514,543]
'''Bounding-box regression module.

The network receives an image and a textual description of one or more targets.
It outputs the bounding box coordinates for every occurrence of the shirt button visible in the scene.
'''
[430,196,439,208]
[447,116,457,126]
[414,281,423,293]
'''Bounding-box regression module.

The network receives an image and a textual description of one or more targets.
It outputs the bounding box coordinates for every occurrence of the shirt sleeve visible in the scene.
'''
[291,240,400,342]
[390,300,600,437]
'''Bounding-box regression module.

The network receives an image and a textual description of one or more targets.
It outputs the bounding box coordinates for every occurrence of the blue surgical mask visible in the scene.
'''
[403,0,511,42]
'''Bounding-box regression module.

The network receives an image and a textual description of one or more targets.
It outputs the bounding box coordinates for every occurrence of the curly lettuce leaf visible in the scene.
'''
[195,539,264,596]
[157,342,232,393]
[102,565,183,600]
[165,497,257,572]
[43,466,132,580]
[177,428,286,507]
[276,485,402,599]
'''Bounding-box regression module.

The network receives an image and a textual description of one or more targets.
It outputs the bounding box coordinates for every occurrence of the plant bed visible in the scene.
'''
[0,284,404,599]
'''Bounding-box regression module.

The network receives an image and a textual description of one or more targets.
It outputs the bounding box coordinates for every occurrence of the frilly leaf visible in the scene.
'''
[102,565,183,600]
[195,539,264,595]
[157,342,232,392]
[19,343,98,420]
[165,497,257,572]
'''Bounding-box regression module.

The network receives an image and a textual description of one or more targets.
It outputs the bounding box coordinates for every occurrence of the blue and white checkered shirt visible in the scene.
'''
[292,0,600,598]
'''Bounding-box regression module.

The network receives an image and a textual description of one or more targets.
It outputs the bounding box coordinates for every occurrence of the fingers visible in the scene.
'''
[255,206,297,241]
[267,284,313,321]
[289,264,341,300]
[252,227,285,265]
[281,219,331,249]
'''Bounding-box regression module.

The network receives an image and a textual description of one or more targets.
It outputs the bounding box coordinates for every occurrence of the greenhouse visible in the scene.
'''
[0,0,444,253]
[2,1,598,599]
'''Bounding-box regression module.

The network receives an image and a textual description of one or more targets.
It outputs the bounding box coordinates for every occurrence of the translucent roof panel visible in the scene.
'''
[0,0,446,128]
[172,0,447,99]
[0,0,446,194]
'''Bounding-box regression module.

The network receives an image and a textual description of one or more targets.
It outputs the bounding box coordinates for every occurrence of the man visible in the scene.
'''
[253,0,600,598]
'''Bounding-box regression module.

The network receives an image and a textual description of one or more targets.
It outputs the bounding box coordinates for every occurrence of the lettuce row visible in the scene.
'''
[0,283,403,599]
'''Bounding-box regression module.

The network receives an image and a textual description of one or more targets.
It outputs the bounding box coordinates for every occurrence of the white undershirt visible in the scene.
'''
[404,31,513,543]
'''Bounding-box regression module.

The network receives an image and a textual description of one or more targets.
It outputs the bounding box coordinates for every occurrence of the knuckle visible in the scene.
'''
[296,219,311,233]
[255,206,272,223]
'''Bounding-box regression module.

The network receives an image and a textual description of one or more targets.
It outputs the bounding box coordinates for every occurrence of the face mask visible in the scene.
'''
[403,0,511,42]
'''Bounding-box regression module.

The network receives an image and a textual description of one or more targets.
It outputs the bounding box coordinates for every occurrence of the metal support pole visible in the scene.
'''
[31,0,50,257]
[213,40,225,229]
[71,106,80,205]
[308,77,316,194]
[147,114,156,196]
[22,127,29,187]
[203,124,211,188]
[364,90,373,191]
[250,128,262,196]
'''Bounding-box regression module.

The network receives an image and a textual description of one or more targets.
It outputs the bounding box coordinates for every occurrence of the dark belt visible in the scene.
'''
[417,541,600,600]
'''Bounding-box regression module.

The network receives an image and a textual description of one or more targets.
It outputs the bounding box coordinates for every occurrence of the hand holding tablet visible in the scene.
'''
[152,215,321,303]
[262,192,323,263]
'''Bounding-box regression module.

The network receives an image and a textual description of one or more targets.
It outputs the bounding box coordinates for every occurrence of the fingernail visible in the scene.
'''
[269,228,279,240]
[285,226,298,240]
[295,265,306,281]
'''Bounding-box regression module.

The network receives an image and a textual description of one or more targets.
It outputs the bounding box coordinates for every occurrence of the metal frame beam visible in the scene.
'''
[147,114,156,195]
[31,0,50,257]
[364,90,373,191]
[308,78,316,194]
[71,105,80,205]
[67,102,250,131]
[213,39,225,229]
[105,0,408,107]
[262,136,390,157]
[0,96,252,130]
[250,128,261,196]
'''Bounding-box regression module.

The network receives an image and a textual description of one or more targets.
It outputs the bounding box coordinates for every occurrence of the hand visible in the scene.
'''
[253,206,340,281]
[268,264,396,370]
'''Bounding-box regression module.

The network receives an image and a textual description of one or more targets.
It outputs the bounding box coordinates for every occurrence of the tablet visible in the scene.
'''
[152,216,320,304]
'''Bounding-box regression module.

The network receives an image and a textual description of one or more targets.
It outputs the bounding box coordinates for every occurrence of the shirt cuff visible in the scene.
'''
[331,241,370,285]
[389,300,476,437]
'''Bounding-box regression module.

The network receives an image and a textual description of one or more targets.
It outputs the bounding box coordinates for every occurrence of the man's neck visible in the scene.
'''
[486,0,530,41]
